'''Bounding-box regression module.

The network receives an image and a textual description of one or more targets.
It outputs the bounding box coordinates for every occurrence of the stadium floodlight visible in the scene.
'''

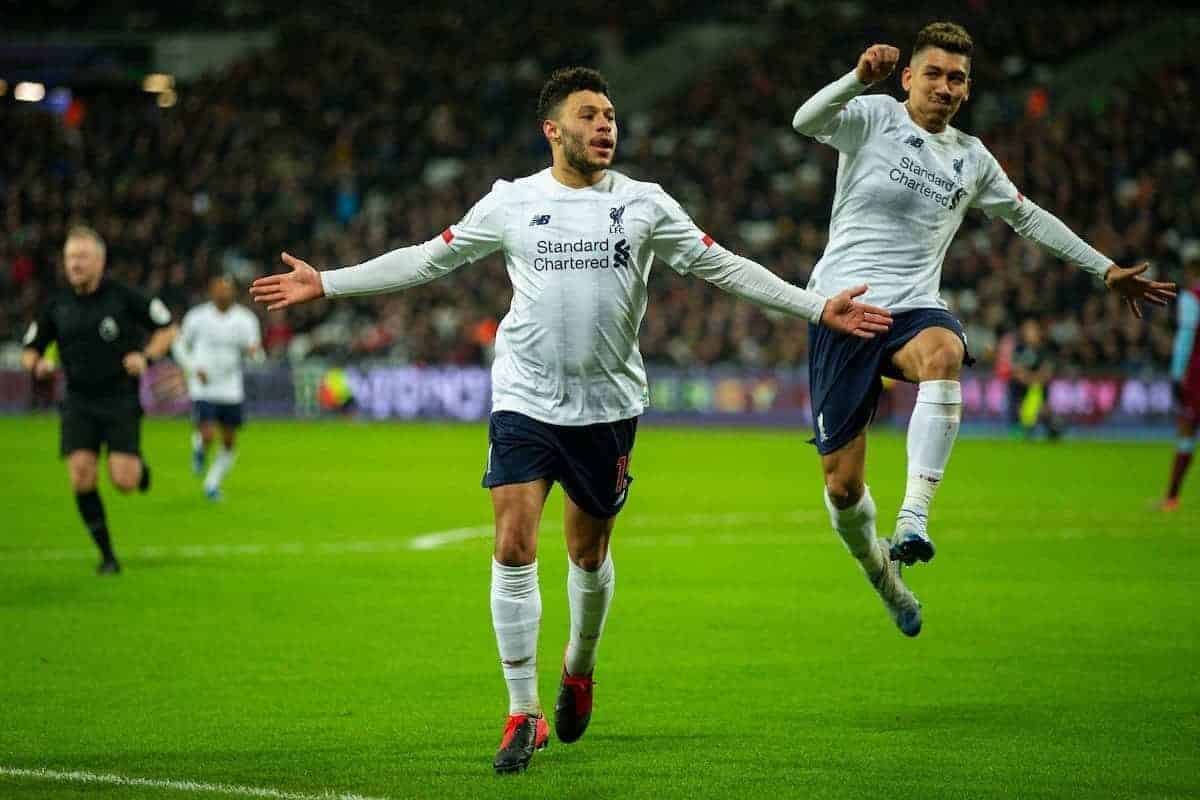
[143,73,174,93]
[157,89,177,108]
[14,82,45,102]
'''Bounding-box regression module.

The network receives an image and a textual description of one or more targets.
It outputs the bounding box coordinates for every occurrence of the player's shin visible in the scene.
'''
[565,552,614,676]
[203,447,236,493]
[491,559,542,715]
[897,380,962,546]
[75,490,114,561]
[825,486,881,570]
[1166,436,1195,501]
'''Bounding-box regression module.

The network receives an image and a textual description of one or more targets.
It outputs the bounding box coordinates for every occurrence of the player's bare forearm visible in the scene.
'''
[144,325,179,360]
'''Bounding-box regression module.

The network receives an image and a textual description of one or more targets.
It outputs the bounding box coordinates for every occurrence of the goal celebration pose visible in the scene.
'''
[791,22,1174,635]
[252,67,893,773]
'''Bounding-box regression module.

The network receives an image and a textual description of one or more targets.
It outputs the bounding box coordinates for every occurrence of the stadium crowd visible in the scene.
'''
[2,2,1192,373]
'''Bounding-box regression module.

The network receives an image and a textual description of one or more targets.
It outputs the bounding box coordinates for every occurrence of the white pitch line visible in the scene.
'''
[0,766,387,800]
[0,510,824,562]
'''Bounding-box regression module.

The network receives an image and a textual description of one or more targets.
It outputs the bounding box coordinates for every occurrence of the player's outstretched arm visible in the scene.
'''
[792,44,897,137]
[1103,263,1176,319]
[250,253,324,311]
[977,157,1175,319]
[688,244,891,338]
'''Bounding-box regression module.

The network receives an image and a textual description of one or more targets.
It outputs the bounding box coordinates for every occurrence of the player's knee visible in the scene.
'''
[109,466,138,493]
[569,549,605,572]
[825,474,864,508]
[70,469,97,492]
[494,523,537,566]
[921,343,963,380]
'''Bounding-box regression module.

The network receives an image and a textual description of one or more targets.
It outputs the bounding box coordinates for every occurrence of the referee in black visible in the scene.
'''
[20,226,178,574]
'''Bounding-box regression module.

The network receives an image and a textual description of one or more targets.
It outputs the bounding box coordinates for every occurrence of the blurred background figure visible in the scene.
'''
[1009,317,1063,440]
[1162,246,1200,509]
[173,275,263,501]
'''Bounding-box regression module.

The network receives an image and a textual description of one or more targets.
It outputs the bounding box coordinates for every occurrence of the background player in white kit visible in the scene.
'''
[173,275,262,501]
[791,23,1175,636]
[250,67,894,774]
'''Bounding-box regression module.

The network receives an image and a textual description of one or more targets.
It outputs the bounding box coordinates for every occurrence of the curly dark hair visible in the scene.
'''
[913,21,974,60]
[536,67,611,122]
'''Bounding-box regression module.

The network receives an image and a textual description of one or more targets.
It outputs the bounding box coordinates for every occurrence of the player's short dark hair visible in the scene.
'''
[537,67,611,122]
[912,21,974,62]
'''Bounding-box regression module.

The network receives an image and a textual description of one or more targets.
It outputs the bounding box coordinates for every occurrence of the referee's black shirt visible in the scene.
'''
[23,278,174,404]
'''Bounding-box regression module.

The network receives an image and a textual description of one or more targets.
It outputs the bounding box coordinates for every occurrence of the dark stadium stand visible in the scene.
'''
[3,2,1192,372]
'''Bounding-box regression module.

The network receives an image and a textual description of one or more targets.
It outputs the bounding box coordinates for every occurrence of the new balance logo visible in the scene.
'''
[530,214,551,226]
[905,136,925,149]
[613,239,630,268]
[609,205,625,234]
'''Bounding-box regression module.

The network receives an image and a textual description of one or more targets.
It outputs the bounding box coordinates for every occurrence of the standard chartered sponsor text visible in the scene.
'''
[888,156,966,210]
[535,238,619,271]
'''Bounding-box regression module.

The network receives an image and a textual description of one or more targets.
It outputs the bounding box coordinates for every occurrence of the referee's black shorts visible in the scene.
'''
[60,395,143,457]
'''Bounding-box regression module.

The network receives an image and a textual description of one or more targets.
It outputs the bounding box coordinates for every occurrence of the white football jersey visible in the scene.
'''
[176,303,262,404]
[806,93,1028,312]
[440,168,714,425]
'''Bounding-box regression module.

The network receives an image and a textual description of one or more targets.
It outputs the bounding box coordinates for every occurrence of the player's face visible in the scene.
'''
[62,237,105,292]
[902,47,970,126]
[1020,320,1043,346]
[210,278,235,309]
[552,90,617,175]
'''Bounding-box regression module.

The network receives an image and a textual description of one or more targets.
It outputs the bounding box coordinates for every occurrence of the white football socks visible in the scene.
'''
[565,552,615,677]
[491,559,542,715]
[825,486,881,570]
[898,380,962,532]
[191,431,204,454]
[204,447,236,492]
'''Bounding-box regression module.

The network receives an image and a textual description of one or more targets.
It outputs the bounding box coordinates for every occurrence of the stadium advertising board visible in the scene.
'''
[0,366,1176,427]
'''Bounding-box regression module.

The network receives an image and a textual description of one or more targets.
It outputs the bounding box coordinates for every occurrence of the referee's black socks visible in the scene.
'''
[75,490,115,561]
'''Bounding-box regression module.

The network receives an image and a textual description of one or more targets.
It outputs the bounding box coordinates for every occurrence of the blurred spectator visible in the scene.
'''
[2,3,1191,373]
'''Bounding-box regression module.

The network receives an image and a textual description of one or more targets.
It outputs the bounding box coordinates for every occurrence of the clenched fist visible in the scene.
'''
[856,44,900,85]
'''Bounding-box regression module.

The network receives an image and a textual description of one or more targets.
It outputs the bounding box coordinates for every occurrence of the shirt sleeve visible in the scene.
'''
[321,181,509,298]
[647,187,715,274]
[125,285,174,330]
[243,311,263,351]
[1171,291,1200,382]
[171,309,197,370]
[973,151,1112,279]
[791,71,875,153]
[22,302,57,354]
[688,243,827,323]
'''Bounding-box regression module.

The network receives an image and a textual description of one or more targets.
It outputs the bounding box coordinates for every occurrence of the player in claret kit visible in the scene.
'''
[791,22,1174,635]
[251,67,894,773]
[1162,250,1200,510]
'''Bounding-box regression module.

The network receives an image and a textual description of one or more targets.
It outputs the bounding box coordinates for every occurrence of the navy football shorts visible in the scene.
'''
[193,400,245,428]
[807,308,973,455]
[482,411,637,519]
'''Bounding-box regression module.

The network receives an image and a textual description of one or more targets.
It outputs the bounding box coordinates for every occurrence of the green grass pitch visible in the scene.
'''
[1,415,1197,799]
